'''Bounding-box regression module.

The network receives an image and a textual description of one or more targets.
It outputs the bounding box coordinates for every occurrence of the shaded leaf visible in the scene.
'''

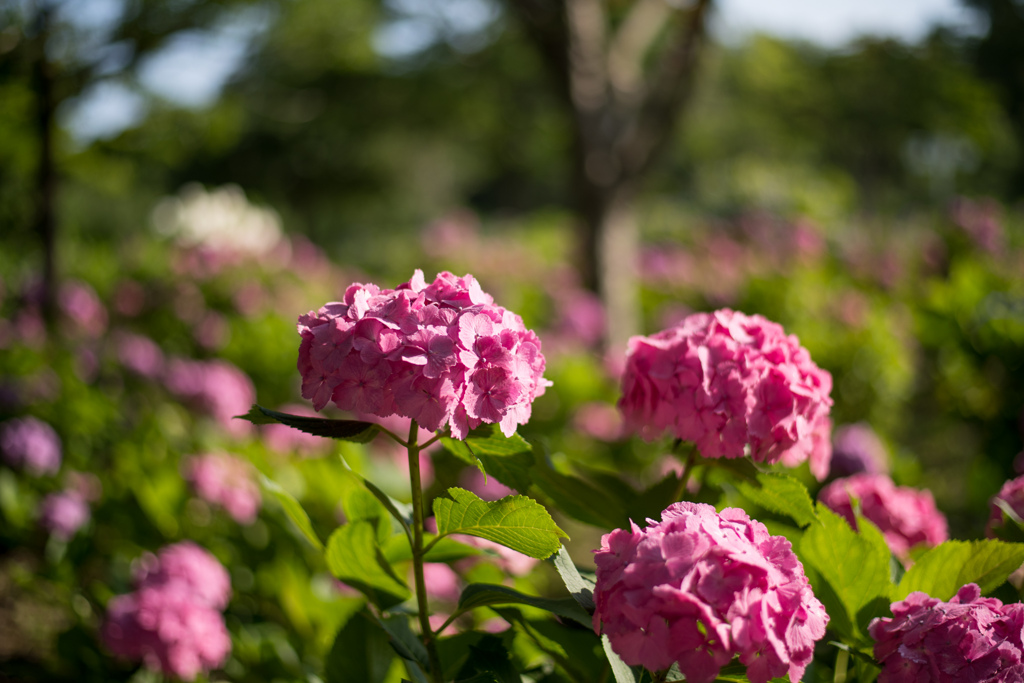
[433,488,567,559]
[325,520,411,610]
[325,610,395,683]
[735,472,817,527]
[896,539,1024,600]
[377,613,430,682]
[260,474,323,551]
[552,546,595,612]
[363,477,413,541]
[444,425,535,494]
[454,634,520,683]
[238,404,381,443]
[602,634,641,683]
[455,583,591,627]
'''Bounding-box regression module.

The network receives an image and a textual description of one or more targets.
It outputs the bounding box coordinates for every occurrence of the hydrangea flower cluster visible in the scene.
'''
[829,422,889,478]
[818,474,948,561]
[165,358,255,437]
[618,310,833,477]
[38,489,90,540]
[184,453,262,524]
[988,475,1024,537]
[0,416,62,476]
[593,502,828,683]
[297,270,550,438]
[869,583,1024,682]
[103,542,231,680]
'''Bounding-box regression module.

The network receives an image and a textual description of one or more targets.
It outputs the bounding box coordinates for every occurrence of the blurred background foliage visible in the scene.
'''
[2,0,1024,680]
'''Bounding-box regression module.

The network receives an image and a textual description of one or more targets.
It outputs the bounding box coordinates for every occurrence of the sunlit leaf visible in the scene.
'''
[735,472,817,527]
[433,488,567,559]
[896,539,1024,601]
[798,505,894,643]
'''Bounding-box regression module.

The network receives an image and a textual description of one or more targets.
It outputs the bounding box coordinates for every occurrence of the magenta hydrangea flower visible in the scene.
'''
[297,270,550,439]
[38,489,90,540]
[988,475,1024,538]
[618,310,833,477]
[829,422,889,478]
[593,502,828,683]
[818,474,947,561]
[184,453,261,524]
[102,583,231,681]
[0,416,62,476]
[869,583,1024,682]
[133,541,232,611]
[164,358,255,437]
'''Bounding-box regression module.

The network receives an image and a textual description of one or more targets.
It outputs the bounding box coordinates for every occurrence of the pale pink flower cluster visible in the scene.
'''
[103,542,231,680]
[0,416,62,476]
[593,502,828,683]
[618,310,833,477]
[165,358,255,437]
[869,583,1024,682]
[184,453,262,524]
[298,270,550,438]
[38,489,90,540]
[818,474,948,561]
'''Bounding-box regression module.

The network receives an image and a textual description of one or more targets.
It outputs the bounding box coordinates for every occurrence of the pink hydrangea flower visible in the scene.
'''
[422,562,462,604]
[133,541,232,611]
[988,475,1024,538]
[297,270,550,439]
[0,416,62,476]
[818,474,948,561]
[618,310,833,477]
[59,280,108,337]
[102,583,231,681]
[829,422,889,478]
[116,332,166,379]
[38,489,90,540]
[593,502,828,683]
[164,358,255,437]
[184,453,261,524]
[869,583,1024,682]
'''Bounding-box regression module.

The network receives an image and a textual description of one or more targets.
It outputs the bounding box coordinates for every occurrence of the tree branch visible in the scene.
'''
[607,0,673,102]
[619,0,712,179]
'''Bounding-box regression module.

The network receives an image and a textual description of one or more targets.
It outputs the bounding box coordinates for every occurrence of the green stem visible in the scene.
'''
[408,420,444,683]
[670,447,698,502]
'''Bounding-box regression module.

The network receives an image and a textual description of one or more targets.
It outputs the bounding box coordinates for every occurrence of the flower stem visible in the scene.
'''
[407,420,444,682]
[670,446,698,502]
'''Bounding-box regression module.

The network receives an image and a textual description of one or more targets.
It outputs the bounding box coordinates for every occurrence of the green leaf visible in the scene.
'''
[433,488,568,559]
[551,546,596,612]
[363,477,413,541]
[896,539,1024,600]
[798,505,894,643]
[735,472,817,527]
[325,610,396,683]
[455,583,591,627]
[533,463,627,529]
[444,425,536,494]
[376,613,430,682]
[260,474,323,551]
[454,634,520,683]
[325,520,411,610]
[238,404,381,443]
[602,634,641,683]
